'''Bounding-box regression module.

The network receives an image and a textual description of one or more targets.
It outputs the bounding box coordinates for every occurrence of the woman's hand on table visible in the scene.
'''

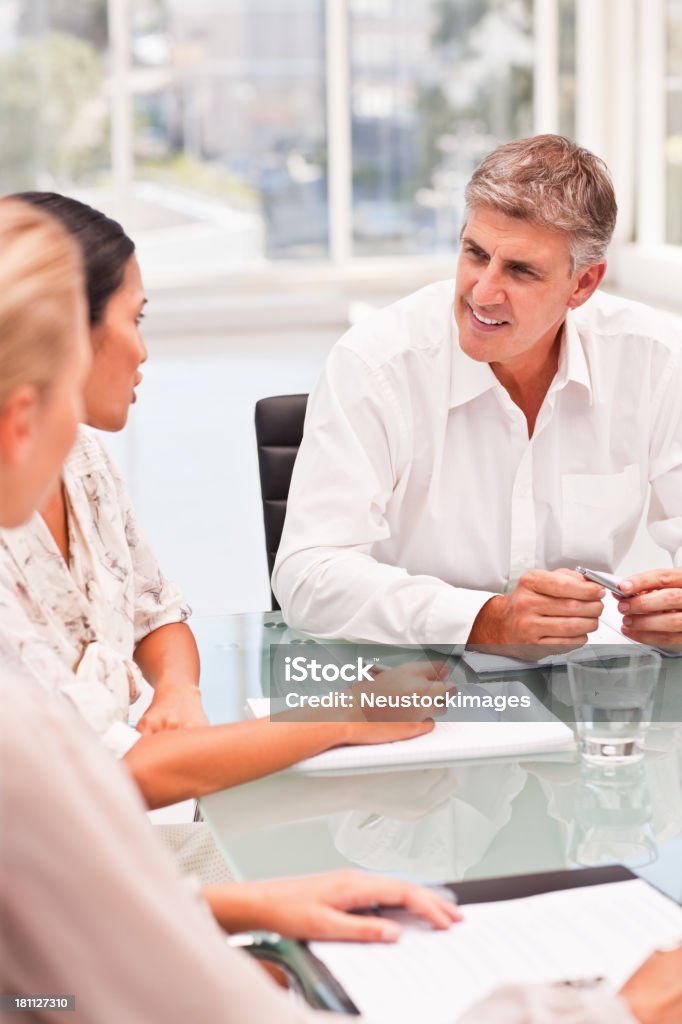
[204,869,461,941]
[272,660,454,747]
[343,660,454,744]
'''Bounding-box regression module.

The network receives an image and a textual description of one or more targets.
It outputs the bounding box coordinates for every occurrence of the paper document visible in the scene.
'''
[310,879,682,1023]
[246,689,575,772]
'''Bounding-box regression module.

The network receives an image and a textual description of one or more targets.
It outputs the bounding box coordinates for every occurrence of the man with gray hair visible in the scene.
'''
[273,135,682,650]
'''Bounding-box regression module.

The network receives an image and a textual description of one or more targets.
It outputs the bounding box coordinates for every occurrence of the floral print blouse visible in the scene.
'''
[0,426,190,756]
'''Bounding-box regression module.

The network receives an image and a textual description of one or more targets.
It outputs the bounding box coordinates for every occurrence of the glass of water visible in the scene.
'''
[566,651,661,766]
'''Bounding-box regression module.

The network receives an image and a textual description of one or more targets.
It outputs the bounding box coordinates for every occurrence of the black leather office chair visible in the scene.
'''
[255,394,309,610]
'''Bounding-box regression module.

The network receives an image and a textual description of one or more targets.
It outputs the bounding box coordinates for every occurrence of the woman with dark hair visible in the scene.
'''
[0,192,447,832]
[8,192,206,750]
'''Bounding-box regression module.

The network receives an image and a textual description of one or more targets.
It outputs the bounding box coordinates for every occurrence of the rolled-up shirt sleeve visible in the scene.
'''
[273,344,494,646]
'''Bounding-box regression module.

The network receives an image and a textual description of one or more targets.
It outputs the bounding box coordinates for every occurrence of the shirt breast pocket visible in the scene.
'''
[561,464,643,568]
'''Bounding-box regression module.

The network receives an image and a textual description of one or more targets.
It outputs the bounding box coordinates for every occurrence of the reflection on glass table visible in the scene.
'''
[192,613,682,903]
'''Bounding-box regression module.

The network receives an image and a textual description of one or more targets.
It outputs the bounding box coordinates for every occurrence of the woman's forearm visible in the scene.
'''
[123,716,352,809]
[124,660,441,808]
[134,622,207,731]
[134,621,200,693]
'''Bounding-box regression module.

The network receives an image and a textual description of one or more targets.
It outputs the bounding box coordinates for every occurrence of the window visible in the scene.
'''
[0,1,680,279]
[0,0,110,191]
[130,0,328,261]
[349,0,534,255]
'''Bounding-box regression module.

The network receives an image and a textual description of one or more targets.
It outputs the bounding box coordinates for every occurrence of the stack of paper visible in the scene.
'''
[310,879,682,1022]
[246,695,575,772]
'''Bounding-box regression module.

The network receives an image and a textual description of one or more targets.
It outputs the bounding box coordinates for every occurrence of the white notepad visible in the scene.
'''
[246,694,575,772]
[310,879,682,1023]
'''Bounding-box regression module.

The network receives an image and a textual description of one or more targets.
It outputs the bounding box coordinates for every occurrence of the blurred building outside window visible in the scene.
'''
[0,0,536,280]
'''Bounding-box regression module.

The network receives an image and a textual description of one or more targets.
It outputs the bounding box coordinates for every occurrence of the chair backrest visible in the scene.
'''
[254,394,309,610]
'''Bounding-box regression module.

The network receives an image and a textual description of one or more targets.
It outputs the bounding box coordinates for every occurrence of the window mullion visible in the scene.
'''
[533,0,560,133]
[326,0,353,263]
[575,0,610,156]
[636,0,666,245]
[609,0,637,244]
[107,0,134,199]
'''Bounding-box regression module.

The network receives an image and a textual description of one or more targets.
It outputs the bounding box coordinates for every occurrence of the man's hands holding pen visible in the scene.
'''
[204,869,461,942]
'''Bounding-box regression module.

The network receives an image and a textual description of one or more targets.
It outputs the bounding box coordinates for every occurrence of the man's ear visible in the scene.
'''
[0,385,40,467]
[567,261,607,310]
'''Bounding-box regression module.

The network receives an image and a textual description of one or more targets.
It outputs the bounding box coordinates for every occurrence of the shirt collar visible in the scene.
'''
[556,308,593,401]
[449,314,499,409]
[449,308,593,410]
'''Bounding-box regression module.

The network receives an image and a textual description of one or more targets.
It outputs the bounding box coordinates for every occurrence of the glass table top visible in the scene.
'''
[193,613,682,901]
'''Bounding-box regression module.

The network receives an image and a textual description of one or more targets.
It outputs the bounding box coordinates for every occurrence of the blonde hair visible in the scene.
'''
[0,198,84,409]
[464,134,618,270]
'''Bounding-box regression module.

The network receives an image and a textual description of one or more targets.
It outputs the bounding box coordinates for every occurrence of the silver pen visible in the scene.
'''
[575,565,627,599]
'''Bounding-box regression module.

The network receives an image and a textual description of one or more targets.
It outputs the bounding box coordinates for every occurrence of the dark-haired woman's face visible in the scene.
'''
[84,256,147,431]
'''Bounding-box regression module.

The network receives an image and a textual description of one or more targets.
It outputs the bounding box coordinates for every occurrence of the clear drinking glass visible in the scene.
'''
[566,652,661,766]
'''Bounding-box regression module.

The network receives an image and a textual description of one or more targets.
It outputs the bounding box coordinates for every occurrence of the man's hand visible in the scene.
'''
[618,569,682,650]
[468,569,604,656]
[619,946,682,1024]
[137,686,209,734]
[205,869,461,941]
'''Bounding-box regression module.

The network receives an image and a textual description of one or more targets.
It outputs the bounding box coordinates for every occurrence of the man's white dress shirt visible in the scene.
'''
[273,282,682,645]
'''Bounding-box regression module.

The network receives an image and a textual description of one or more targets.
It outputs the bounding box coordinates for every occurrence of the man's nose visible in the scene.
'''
[471,264,505,307]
